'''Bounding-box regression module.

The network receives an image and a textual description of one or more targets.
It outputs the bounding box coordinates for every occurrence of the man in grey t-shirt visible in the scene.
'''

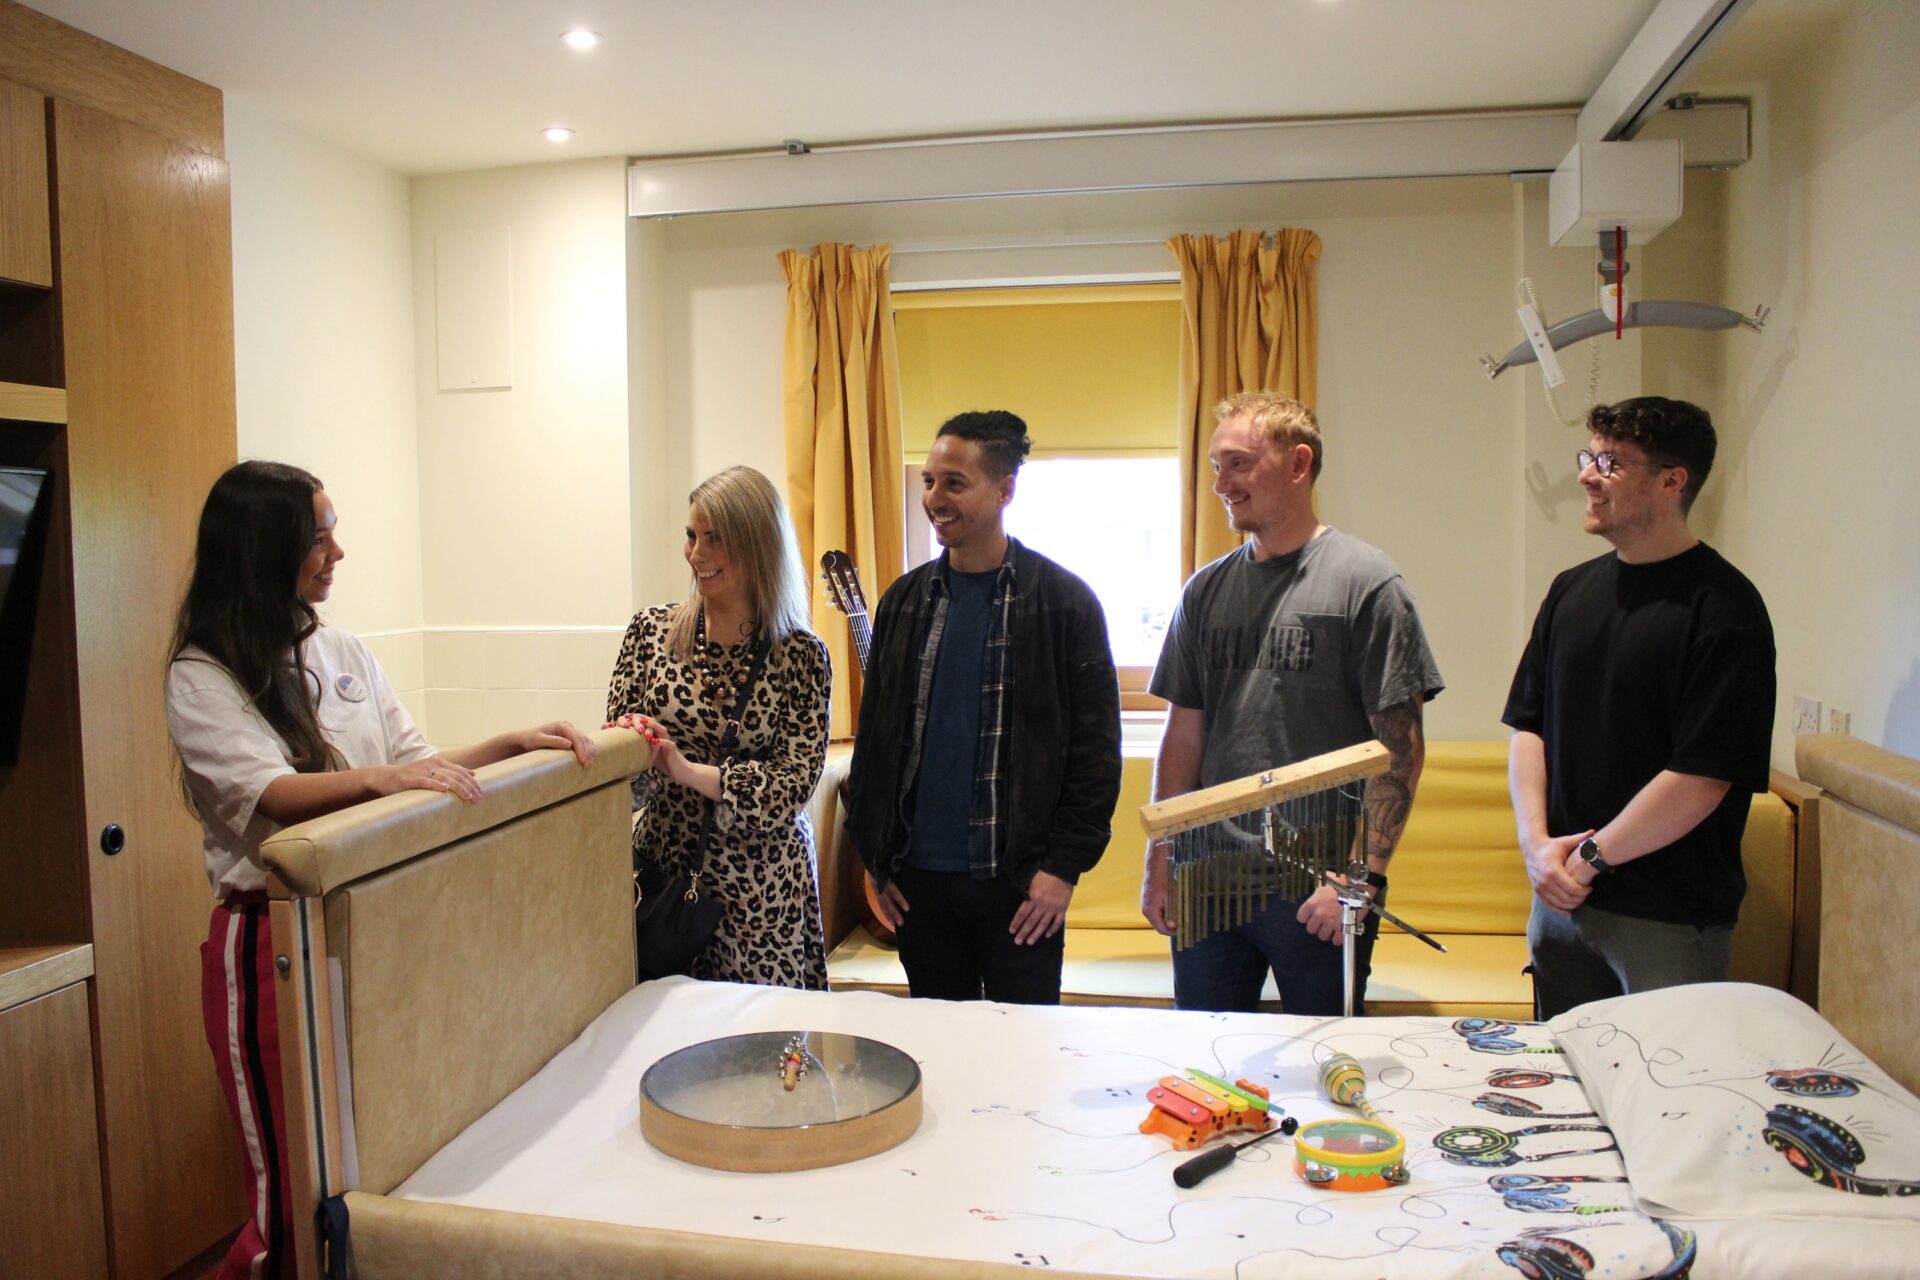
[1142,392,1443,1015]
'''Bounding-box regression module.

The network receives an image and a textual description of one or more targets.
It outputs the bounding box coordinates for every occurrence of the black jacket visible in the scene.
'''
[847,540,1123,890]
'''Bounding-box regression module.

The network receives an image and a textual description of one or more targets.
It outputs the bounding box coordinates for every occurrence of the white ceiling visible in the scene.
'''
[26,0,1690,175]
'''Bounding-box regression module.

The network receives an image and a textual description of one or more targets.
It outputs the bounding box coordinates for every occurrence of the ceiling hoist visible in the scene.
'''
[1481,139,1767,427]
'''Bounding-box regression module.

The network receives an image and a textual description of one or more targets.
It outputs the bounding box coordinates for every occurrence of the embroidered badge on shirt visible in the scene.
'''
[335,672,368,703]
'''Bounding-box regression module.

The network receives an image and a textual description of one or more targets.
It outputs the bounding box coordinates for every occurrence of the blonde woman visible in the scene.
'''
[606,466,831,988]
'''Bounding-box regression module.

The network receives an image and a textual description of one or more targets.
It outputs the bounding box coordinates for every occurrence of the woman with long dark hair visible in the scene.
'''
[166,460,592,1279]
[606,465,831,989]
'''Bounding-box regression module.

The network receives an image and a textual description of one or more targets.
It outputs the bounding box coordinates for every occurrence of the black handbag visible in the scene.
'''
[632,633,771,980]
[632,859,724,981]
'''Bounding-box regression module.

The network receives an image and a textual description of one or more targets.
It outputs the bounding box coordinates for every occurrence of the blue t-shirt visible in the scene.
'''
[907,568,998,871]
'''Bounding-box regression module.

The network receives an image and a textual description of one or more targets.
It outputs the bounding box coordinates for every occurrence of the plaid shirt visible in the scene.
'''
[902,542,1018,878]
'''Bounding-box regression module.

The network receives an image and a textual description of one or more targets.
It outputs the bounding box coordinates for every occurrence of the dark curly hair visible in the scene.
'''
[935,410,1033,479]
[1587,396,1716,512]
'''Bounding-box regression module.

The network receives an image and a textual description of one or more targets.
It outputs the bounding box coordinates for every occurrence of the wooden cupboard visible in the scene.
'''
[0,948,108,1280]
[1,4,242,1274]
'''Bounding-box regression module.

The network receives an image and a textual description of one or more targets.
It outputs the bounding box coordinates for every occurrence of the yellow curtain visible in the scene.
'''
[1167,228,1322,578]
[779,242,904,738]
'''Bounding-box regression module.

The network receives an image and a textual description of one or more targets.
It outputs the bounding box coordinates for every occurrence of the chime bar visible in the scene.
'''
[1139,741,1391,839]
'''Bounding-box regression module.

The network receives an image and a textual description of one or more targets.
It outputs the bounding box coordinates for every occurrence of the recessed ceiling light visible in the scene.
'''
[543,127,574,142]
[561,29,600,50]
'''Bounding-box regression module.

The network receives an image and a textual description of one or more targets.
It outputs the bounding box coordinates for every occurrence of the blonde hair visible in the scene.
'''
[665,466,811,658]
[1215,391,1323,480]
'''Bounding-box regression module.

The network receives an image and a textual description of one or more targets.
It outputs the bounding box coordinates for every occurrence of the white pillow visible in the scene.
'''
[1550,983,1920,1221]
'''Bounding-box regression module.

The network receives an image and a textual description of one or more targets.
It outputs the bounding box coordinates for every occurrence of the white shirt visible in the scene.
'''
[166,625,433,896]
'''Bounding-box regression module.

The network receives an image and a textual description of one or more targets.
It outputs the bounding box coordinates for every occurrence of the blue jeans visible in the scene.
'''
[1171,891,1384,1016]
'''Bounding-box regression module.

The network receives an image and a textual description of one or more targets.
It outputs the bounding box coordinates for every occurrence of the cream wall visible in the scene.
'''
[410,158,634,743]
[225,116,635,745]
[1698,0,1920,762]
[636,176,1700,740]
[1511,180,1655,616]
[232,5,1920,767]
[225,98,428,720]
[625,216,676,611]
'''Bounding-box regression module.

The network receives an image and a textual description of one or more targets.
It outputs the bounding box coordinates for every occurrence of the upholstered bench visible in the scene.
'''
[814,741,1805,1021]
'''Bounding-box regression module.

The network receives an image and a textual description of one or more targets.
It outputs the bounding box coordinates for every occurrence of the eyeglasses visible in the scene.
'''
[1577,449,1676,478]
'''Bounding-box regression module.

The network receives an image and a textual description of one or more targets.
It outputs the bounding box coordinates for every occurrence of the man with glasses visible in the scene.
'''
[1504,396,1775,1019]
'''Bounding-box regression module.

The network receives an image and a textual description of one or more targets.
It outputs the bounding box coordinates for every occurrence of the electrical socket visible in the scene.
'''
[1827,707,1851,735]
[1792,694,1822,735]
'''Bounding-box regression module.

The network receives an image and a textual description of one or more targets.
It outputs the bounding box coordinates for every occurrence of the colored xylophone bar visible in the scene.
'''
[1139,1070,1279,1150]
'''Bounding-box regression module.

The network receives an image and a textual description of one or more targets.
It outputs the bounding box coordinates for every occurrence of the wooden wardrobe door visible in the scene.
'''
[0,75,53,287]
[52,96,240,1278]
[0,980,110,1280]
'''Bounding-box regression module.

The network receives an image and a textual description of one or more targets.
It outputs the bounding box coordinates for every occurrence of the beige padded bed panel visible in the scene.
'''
[343,1193,1106,1280]
[1815,800,1920,1095]
[1798,732,1920,1096]
[329,781,634,1194]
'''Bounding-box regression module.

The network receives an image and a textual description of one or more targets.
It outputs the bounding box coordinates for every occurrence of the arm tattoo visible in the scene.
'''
[1364,699,1424,865]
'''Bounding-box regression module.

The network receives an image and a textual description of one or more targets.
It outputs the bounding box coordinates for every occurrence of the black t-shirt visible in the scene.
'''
[1503,543,1775,926]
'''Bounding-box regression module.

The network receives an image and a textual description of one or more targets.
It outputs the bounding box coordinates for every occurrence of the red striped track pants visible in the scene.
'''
[201,896,294,1280]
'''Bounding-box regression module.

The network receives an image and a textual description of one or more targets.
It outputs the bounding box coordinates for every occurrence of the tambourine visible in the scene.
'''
[1293,1117,1409,1191]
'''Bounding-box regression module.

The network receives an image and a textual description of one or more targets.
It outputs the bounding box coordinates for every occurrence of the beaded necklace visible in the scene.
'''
[691,606,758,715]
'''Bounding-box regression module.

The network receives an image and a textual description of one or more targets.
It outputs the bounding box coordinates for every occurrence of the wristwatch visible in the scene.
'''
[1574,836,1610,875]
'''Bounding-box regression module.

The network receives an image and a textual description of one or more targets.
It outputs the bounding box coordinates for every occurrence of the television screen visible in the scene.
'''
[0,465,54,768]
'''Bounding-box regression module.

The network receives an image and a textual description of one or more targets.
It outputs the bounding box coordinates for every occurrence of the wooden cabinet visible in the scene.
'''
[1,10,241,1276]
[0,76,51,286]
[0,950,109,1280]
[56,94,243,1277]
[0,71,57,389]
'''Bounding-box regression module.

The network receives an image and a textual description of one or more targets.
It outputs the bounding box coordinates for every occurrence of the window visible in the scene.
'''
[1001,457,1178,668]
[895,284,1182,707]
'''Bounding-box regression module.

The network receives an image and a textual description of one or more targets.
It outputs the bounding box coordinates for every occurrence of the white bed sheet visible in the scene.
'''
[393,979,1910,1278]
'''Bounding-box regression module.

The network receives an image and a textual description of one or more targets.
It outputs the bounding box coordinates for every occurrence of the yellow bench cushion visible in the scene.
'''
[1061,749,1155,928]
[1065,742,1535,935]
[829,925,1194,1008]
[1370,933,1533,1019]
[1731,786,1793,988]
[829,925,1279,1008]
[1387,741,1533,934]
[827,924,1536,1020]
[822,741,1798,1021]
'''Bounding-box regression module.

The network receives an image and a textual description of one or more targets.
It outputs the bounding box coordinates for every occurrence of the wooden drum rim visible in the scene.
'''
[639,1032,923,1172]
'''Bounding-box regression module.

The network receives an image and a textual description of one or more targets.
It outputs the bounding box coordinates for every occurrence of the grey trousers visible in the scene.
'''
[1526,897,1733,1021]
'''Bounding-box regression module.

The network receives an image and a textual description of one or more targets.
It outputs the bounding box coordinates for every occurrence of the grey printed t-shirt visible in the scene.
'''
[1150,529,1444,787]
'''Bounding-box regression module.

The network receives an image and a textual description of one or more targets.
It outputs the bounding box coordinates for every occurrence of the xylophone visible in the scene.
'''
[1140,1069,1282,1150]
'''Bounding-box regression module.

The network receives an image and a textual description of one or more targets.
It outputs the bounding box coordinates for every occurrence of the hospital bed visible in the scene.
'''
[259,729,1920,1278]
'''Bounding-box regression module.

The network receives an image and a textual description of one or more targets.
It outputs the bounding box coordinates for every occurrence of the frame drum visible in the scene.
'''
[640,1030,922,1172]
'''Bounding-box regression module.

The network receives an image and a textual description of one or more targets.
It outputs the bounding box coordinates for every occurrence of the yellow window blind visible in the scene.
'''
[894,284,1181,458]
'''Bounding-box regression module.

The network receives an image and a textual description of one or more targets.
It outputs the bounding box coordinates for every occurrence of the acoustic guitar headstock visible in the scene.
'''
[821,550,868,620]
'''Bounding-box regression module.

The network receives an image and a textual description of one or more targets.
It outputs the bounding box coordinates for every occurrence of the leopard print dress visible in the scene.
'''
[607,604,831,990]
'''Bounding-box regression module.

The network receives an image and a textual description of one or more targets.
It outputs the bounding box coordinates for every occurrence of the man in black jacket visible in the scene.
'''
[847,410,1122,1004]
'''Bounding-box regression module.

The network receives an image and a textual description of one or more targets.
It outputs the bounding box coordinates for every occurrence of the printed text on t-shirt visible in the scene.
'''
[1201,622,1315,673]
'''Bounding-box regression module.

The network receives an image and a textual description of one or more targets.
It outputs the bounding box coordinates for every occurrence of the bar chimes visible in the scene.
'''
[1140,742,1391,952]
